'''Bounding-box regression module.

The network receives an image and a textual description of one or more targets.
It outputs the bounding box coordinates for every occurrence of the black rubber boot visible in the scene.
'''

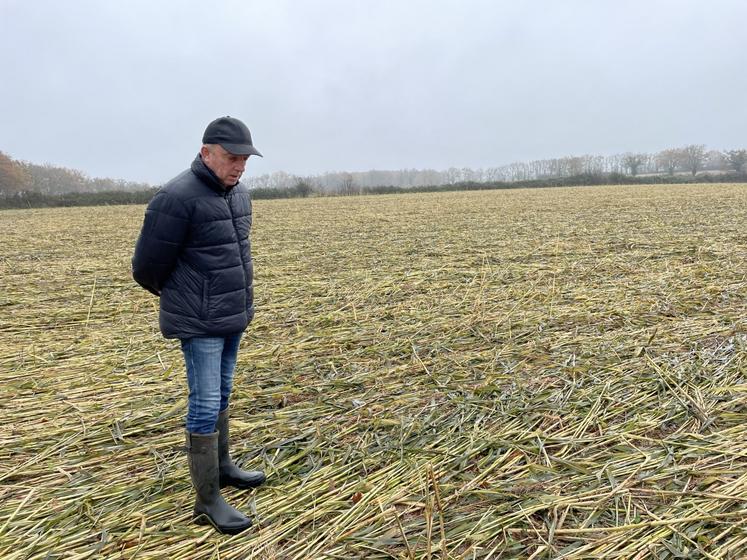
[217,408,266,489]
[185,431,252,534]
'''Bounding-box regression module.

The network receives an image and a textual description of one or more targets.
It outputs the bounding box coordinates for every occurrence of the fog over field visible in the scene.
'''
[1,0,746,184]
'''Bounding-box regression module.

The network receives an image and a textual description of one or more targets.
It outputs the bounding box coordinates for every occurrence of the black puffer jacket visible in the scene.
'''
[132,155,254,339]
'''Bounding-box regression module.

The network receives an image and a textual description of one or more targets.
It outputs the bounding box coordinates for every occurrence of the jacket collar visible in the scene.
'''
[191,154,234,194]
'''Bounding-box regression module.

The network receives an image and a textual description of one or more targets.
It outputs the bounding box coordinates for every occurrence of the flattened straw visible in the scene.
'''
[428,464,447,560]
[2,186,747,558]
[378,498,415,560]
[553,510,747,535]
[85,275,97,328]
[425,473,433,560]
[0,488,35,535]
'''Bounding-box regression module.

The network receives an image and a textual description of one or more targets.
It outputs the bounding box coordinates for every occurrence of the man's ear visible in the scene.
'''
[200,145,211,159]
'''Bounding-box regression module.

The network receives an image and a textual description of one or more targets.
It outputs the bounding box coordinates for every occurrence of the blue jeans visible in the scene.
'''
[180,333,242,434]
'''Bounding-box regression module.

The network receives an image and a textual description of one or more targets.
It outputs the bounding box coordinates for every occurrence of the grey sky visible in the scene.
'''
[2,0,745,185]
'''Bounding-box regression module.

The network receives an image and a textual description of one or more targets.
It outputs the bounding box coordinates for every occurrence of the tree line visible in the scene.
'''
[245,145,747,195]
[0,151,151,196]
[1,145,745,207]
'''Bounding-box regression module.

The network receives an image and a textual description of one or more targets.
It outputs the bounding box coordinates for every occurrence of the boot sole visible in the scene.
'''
[194,512,252,535]
[219,477,266,489]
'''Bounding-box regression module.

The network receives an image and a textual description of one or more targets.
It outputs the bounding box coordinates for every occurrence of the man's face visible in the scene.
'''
[201,144,249,187]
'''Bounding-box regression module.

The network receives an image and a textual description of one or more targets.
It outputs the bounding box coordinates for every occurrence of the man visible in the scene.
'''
[132,116,265,534]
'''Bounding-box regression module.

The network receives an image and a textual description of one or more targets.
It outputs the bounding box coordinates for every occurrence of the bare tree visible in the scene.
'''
[681,144,707,176]
[445,167,461,184]
[705,150,724,172]
[0,151,31,194]
[561,156,584,176]
[623,153,646,176]
[293,179,314,197]
[340,173,357,195]
[656,149,682,175]
[723,149,747,173]
[20,161,89,193]
[604,154,625,174]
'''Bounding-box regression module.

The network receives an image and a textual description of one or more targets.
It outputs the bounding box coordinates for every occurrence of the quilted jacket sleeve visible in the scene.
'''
[132,191,190,296]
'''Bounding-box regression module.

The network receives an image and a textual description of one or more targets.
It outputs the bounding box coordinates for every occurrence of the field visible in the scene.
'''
[1,184,746,559]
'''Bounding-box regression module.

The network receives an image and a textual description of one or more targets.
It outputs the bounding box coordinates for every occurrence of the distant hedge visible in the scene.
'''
[2,172,745,210]
[404,171,747,193]
[0,188,159,209]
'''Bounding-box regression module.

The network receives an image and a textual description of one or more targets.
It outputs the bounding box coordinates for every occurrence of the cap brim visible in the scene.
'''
[221,143,263,157]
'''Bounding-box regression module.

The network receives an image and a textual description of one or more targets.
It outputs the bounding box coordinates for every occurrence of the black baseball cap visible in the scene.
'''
[202,116,263,157]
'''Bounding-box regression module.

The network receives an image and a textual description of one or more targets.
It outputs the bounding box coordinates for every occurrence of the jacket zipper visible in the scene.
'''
[225,192,249,287]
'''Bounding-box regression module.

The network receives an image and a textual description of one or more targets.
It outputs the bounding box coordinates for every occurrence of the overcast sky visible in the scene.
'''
[2,0,745,185]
